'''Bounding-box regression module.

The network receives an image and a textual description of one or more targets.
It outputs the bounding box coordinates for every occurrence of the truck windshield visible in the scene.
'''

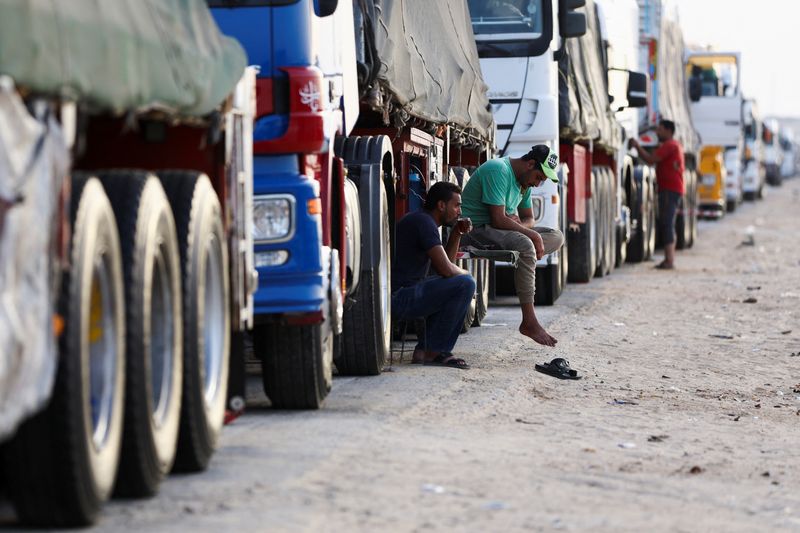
[469,0,543,36]
[686,56,739,97]
[206,0,299,6]
[468,0,551,58]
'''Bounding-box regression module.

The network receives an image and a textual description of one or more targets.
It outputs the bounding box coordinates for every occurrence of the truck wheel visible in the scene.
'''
[567,186,596,283]
[338,176,392,375]
[688,171,698,248]
[627,175,647,263]
[616,187,628,267]
[472,258,490,326]
[255,321,332,409]
[603,168,616,276]
[460,259,478,333]
[675,206,687,250]
[99,171,183,497]
[534,263,561,306]
[158,171,230,472]
[644,183,656,260]
[676,170,697,250]
[2,177,125,526]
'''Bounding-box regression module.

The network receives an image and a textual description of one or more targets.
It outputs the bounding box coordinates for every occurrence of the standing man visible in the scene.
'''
[460,145,564,348]
[629,119,685,270]
[392,181,476,369]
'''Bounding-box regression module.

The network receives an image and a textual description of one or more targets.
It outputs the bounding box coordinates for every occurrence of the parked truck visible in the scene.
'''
[637,0,700,250]
[741,98,766,200]
[686,51,744,216]
[779,127,797,179]
[210,0,495,408]
[0,1,255,527]
[763,118,783,186]
[469,0,650,305]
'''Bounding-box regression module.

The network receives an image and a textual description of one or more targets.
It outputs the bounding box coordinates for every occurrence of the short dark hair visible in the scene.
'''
[424,181,462,211]
[660,119,676,134]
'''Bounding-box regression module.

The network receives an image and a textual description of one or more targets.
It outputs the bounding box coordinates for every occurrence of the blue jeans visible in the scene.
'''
[391,274,476,353]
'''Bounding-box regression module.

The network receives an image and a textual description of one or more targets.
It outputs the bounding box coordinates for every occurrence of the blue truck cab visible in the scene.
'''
[209,0,363,409]
[209,0,358,319]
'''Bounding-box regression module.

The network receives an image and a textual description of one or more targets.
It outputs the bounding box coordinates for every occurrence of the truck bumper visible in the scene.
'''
[252,156,325,317]
[698,200,725,219]
[742,161,760,193]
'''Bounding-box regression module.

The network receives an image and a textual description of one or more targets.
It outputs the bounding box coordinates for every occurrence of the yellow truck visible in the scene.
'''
[697,145,727,218]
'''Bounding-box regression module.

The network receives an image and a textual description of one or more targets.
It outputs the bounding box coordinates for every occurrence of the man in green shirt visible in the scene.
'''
[461,145,564,347]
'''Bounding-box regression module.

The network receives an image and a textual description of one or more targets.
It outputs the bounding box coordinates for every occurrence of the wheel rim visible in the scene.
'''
[150,245,175,427]
[203,235,225,407]
[88,253,119,450]
[379,187,391,354]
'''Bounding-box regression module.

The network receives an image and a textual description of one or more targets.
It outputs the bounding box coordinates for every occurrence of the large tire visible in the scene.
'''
[459,259,478,333]
[98,171,183,498]
[255,321,332,409]
[337,138,392,375]
[568,174,597,283]
[644,182,656,260]
[2,177,126,526]
[158,171,230,471]
[472,258,490,326]
[534,262,561,306]
[605,168,617,275]
[594,167,616,278]
[616,186,628,267]
[687,171,698,248]
[627,170,648,263]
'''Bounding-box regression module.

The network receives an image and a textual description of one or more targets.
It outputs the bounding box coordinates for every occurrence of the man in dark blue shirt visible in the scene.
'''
[392,181,476,369]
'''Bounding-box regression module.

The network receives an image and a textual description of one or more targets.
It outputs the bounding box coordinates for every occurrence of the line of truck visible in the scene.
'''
[0,0,790,528]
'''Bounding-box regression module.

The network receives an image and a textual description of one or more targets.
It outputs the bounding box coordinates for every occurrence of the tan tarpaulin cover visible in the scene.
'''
[654,16,700,153]
[0,0,247,117]
[558,0,623,152]
[371,0,495,142]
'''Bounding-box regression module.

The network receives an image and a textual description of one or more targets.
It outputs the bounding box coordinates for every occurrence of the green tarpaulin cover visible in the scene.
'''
[0,0,247,117]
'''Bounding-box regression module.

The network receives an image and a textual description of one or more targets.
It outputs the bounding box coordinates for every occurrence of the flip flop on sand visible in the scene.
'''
[424,352,470,370]
[534,358,581,380]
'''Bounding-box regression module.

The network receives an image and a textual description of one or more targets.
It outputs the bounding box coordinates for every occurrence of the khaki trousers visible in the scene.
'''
[466,225,564,305]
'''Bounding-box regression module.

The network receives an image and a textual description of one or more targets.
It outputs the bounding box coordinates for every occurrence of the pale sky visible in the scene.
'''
[673,0,800,118]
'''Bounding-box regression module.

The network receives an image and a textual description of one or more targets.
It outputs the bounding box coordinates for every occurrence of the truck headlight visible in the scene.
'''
[253,195,294,242]
[255,250,289,267]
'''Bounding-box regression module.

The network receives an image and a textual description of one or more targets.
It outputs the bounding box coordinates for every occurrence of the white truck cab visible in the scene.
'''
[686,51,744,211]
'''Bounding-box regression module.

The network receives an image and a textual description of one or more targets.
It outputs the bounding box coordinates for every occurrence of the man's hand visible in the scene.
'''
[455,217,473,235]
[527,229,545,259]
[507,214,522,224]
[628,138,640,150]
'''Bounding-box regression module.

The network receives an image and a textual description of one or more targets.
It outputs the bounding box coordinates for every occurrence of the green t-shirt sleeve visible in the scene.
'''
[519,188,532,209]
[481,168,508,206]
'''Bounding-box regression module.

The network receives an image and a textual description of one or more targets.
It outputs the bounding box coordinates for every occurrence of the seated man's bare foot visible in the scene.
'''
[519,323,558,347]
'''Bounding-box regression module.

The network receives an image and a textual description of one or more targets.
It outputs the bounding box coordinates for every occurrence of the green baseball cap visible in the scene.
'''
[528,144,559,182]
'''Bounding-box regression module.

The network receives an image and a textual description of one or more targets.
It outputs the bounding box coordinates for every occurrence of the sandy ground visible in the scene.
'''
[3,180,800,532]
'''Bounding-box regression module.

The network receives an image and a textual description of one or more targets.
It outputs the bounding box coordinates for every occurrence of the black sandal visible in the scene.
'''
[534,358,581,380]
[424,352,470,370]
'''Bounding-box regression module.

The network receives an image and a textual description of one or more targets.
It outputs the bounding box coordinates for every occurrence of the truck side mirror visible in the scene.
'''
[314,0,338,17]
[626,71,648,108]
[559,0,587,38]
[688,77,702,102]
